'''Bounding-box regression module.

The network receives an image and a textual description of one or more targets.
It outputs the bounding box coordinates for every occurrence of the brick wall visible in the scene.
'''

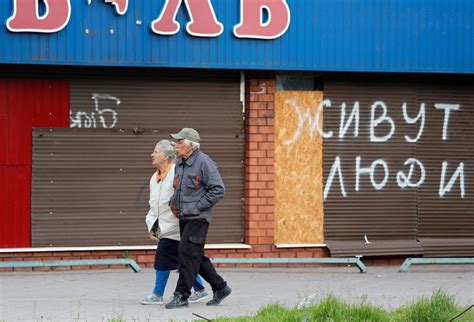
[244,74,276,247]
[203,73,331,267]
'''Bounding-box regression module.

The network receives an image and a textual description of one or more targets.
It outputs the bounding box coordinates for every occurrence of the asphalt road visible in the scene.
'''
[1,265,473,321]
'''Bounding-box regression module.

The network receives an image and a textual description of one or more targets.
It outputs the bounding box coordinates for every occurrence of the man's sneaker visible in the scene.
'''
[188,289,209,303]
[165,292,189,309]
[206,285,231,306]
[140,293,163,305]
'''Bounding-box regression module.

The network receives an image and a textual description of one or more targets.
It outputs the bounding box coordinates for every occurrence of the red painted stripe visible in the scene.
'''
[0,79,69,247]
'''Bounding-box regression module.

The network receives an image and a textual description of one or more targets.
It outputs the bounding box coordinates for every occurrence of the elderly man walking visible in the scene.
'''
[165,128,231,309]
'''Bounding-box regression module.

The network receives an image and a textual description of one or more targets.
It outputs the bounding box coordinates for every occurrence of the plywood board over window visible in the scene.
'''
[275,91,324,244]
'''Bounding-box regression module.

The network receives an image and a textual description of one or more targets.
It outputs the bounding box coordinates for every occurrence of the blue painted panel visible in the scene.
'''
[0,0,472,73]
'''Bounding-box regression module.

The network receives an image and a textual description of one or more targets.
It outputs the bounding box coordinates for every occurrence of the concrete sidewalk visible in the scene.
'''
[1,265,473,321]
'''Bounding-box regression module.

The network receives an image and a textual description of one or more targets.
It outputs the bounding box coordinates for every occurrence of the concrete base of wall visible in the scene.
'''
[0,248,407,272]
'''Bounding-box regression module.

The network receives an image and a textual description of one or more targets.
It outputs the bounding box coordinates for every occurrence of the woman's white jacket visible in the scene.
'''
[145,164,180,241]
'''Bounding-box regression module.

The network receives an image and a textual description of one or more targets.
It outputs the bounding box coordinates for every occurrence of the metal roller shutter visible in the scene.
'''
[416,81,474,256]
[31,74,244,246]
[323,76,474,257]
[323,78,422,256]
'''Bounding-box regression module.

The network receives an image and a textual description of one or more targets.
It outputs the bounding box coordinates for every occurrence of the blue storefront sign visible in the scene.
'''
[0,0,472,73]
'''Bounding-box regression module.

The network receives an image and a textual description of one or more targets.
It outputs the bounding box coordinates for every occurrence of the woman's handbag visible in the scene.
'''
[149,219,161,241]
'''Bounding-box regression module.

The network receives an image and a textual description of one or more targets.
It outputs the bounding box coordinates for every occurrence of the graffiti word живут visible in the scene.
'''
[283,99,467,200]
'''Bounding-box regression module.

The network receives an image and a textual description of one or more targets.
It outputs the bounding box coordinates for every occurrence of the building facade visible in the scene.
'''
[0,0,472,270]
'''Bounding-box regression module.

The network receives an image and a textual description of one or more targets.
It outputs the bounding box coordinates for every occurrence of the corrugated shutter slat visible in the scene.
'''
[31,76,244,246]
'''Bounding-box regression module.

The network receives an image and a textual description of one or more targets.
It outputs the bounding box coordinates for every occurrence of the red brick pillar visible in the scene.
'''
[244,74,276,251]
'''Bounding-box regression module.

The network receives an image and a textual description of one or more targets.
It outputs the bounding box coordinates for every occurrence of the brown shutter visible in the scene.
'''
[323,79,423,256]
[323,77,474,257]
[416,81,474,256]
[31,75,244,246]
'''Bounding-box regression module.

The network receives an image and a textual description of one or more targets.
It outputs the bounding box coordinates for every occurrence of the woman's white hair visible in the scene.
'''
[156,139,176,161]
[183,139,200,150]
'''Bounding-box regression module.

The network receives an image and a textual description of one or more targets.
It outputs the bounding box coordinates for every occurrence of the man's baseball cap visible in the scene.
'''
[170,128,201,143]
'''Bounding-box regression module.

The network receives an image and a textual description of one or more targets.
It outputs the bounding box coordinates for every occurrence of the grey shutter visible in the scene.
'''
[32,74,244,246]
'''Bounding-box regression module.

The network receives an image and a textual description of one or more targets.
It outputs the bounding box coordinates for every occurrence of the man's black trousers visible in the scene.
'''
[175,219,226,299]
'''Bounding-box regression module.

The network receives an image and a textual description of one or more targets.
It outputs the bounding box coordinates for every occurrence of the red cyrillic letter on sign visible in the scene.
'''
[7,0,71,33]
[105,0,129,15]
[234,0,290,39]
[184,0,223,37]
[151,0,223,37]
[151,0,182,35]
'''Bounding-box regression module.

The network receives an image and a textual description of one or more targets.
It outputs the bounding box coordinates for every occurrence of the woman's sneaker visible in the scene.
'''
[188,289,209,303]
[140,293,163,305]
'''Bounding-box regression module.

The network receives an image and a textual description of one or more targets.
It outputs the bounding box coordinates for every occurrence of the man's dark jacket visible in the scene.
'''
[170,149,225,223]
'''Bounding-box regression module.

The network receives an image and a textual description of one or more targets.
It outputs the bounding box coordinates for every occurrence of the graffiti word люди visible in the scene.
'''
[324,156,465,200]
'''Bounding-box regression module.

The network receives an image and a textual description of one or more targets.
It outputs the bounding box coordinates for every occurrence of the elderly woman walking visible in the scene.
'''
[140,139,208,305]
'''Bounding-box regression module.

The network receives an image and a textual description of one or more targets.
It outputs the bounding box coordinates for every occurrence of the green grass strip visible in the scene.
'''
[214,290,473,322]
